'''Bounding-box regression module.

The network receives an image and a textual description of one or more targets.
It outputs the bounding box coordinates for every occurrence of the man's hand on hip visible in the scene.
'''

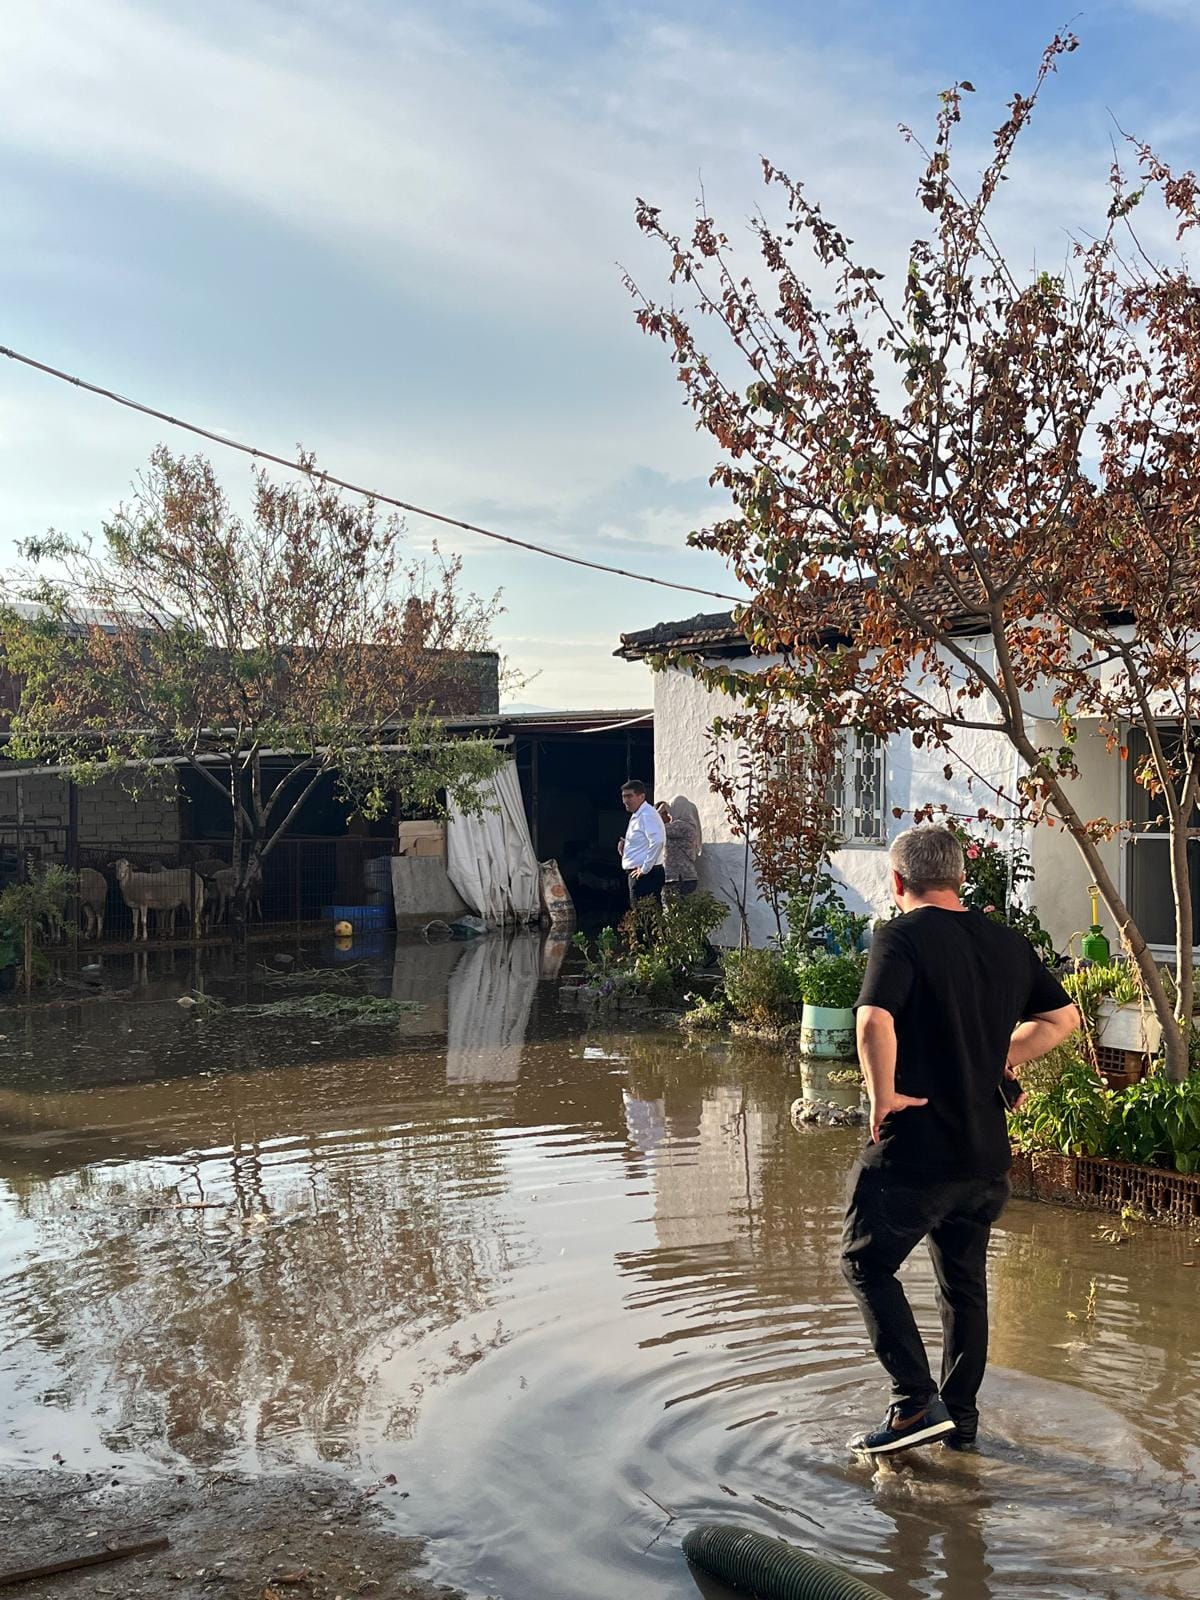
[869,1092,929,1145]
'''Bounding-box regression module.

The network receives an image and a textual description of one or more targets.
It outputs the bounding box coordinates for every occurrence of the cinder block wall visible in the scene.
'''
[0,771,181,850]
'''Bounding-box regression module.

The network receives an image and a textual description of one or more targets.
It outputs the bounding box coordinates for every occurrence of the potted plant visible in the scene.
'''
[798,950,866,1059]
[1077,964,1167,1058]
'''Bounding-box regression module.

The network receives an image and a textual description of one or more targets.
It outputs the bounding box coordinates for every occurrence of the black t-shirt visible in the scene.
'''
[854,907,1071,1179]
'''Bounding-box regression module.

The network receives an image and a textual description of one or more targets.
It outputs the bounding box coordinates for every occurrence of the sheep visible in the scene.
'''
[206,860,264,927]
[78,867,108,940]
[113,860,205,941]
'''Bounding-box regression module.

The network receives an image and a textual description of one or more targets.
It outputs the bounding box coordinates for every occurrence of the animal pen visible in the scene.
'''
[2,831,398,948]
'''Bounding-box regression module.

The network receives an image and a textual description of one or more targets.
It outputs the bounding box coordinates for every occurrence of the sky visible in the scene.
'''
[1,0,1197,708]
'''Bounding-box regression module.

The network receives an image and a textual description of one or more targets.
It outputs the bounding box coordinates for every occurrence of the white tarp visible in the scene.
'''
[446,759,541,924]
[445,931,540,1084]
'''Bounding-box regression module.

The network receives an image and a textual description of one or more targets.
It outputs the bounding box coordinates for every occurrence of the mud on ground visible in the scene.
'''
[0,1469,464,1600]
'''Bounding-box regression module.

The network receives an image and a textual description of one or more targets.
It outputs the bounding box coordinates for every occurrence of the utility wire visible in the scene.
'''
[0,343,743,605]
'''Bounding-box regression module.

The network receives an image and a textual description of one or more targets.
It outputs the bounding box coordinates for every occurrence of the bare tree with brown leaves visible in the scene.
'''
[630,35,1200,1079]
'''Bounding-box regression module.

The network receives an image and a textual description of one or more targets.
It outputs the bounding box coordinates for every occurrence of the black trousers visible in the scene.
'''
[628,865,665,905]
[841,1161,1010,1432]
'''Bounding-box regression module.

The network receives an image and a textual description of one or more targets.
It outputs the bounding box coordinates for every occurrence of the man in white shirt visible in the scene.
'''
[618,779,666,905]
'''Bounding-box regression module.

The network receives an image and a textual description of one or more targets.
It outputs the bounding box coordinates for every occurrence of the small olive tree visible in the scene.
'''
[1,449,505,926]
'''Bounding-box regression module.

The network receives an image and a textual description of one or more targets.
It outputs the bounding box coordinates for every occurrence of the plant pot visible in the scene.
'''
[799,1003,855,1059]
[1096,998,1163,1055]
[799,1059,864,1112]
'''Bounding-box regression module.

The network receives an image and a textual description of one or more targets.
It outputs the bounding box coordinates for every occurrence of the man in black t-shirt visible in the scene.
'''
[842,826,1078,1456]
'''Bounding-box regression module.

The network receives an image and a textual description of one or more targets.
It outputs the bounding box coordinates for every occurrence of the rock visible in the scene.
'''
[789,1096,867,1129]
[271,953,295,968]
[177,995,198,1009]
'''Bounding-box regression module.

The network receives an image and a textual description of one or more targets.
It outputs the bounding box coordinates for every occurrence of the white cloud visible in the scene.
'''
[0,0,1167,706]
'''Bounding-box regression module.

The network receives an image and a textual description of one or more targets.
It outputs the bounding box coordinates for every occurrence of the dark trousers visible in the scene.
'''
[665,878,698,899]
[628,865,665,905]
[841,1161,1010,1433]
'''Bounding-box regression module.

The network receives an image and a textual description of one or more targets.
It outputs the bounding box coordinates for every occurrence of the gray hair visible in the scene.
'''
[890,827,964,894]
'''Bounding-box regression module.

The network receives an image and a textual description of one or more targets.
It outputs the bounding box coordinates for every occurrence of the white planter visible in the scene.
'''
[1096,998,1163,1056]
[799,1003,855,1059]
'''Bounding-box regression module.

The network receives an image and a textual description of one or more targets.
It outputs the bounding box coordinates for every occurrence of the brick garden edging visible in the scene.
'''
[1010,1148,1200,1229]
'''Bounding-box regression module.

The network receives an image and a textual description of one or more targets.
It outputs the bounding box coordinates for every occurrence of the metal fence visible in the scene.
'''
[17,836,398,946]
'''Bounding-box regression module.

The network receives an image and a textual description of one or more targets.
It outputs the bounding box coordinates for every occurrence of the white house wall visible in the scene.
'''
[652,658,782,947]
[651,658,1121,953]
[1027,720,1122,955]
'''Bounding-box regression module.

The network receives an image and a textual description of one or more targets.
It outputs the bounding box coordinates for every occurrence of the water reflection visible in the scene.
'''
[1,936,1199,1600]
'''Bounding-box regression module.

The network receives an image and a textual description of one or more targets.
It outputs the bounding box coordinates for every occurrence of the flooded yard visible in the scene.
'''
[1,931,1198,1599]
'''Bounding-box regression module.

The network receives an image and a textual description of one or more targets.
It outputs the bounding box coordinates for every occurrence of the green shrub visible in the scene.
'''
[798,951,867,1010]
[953,827,1055,960]
[721,946,803,1028]
[681,992,731,1030]
[1008,1056,1112,1158]
[571,924,620,981]
[0,865,76,991]
[1106,1073,1200,1174]
[573,891,726,1004]
[1009,1058,1200,1175]
[780,882,869,961]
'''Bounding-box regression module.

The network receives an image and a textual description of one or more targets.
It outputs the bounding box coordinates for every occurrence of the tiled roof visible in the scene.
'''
[615,611,745,660]
[615,577,1001,662]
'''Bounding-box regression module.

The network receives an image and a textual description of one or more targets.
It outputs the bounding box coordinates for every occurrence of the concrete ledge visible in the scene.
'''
[391,855,471,926]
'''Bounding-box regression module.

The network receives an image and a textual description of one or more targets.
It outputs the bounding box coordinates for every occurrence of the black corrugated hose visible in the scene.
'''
[683,1523,889,1600]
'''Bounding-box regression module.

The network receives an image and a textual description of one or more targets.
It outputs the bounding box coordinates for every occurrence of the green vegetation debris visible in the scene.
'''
[196,991,420,1027]
[255,961,374,989]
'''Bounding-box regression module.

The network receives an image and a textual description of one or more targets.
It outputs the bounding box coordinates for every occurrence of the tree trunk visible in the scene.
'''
[22,916,32,998]
[230,768,248,966]
[1042,776,1187,1079]
[1169,806,1194,1081]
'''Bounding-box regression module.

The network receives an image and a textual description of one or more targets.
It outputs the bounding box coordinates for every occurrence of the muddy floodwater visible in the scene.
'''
[2,932,1199,1600]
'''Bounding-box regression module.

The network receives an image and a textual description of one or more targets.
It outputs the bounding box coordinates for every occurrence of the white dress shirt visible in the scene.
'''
[621,801,666,873]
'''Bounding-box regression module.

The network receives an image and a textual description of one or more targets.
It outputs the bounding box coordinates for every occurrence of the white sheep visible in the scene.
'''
[114,860,206,941]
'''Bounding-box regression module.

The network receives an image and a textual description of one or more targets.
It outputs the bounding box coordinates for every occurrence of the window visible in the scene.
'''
[1125,725,1200,950]
[829,732,887,845]
[766,726,888,847]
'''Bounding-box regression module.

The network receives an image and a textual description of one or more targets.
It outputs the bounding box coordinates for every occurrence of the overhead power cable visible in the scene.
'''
[0,343,743,605]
